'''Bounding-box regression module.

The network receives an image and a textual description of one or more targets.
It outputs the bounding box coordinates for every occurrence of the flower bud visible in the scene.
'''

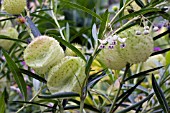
[0,27,18,50]
[153,26,159,32]
[143,30,149,35]
[144,26,149,30]
[47,56,86,94]
[135,30,141,35]
[24,35,65,74]
[112,6,118,12]
[3,0,26,14]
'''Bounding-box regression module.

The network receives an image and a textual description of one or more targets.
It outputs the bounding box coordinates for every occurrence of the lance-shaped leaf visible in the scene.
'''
[55,37,86,62]
[0,91,5,113]
[60,0,102,21]
[151,48,170,56]
[117,93,154,113]
[20,69,47,83]
[2,49,27,100]
[12,101,53,108]
[152,74,169,113]
[124,66,163,81]
[38,92,79,99]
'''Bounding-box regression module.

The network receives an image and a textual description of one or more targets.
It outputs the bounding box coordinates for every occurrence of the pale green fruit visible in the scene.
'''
[47,56,86,94]
[24,36,64,74]
[0,27,18,50]
[119,26,154,64]
[141,54,165,74]
[3,0,26,14]
[97,45,127,70]
[0,17,13,29]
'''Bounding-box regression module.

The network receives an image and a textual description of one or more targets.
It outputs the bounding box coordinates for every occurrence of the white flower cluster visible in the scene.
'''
[97,25,154,70]
[98,35,127,49]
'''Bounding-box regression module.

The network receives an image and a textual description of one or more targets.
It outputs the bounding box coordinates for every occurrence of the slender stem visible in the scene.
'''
[80,97,85,113]
[16,86,43,113]
[108,64,130,113]
[50,0,65,40]
[58,99,64,113]
[109,0,135,26]
[113,16,139,35]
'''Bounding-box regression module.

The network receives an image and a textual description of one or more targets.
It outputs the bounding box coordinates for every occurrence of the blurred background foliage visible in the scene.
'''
[0,0,170,113]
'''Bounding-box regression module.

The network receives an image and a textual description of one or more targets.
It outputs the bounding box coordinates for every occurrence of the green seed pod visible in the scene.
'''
[24,35,65,74]
[47,56,86,94]
[0,27,18,50]
[3,0,26,14]
[119,26,154,64]
[97,45,127,70]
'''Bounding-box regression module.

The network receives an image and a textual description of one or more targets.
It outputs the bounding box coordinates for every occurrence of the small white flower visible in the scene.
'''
[118,37,127,43]
[112,35,119,40]
[144,26,149,30]
[112,40,117,45]
[98,44,105,49]
[135,30,141,35]
[98,39,107,44]
[120,43,126,48]
[153,26,159,32]
[108,44,114,49]
[143,30,149,35]
[107,35,119,44]
[107,36,113,44]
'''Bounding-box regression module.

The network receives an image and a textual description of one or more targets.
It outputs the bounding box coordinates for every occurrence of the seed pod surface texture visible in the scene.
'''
[3,0,26,14]
[0,27,18,50]
[47,56,86,94]
[24,35,64,74]
[97,45,127,70]
[119,26,154,64]
[97,25,154,70]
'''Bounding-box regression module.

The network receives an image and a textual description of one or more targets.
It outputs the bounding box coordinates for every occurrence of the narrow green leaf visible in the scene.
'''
[70,27,91,42]
[152,74,169,113]
[124,66,163,81]
[85,49,101,75]
[0,35,27,44]
[119,0,124,18]
[54,37,86,62]
[98,9,109,39]
[113,8,160,25]
[92,24,98,46]
[69,99,100,112]
[2,49,27,100]
[25,16,41,37]
[151,48,170,56]
[85,55,94,75]
[20,69,47,83]
[0,17,15,22]
[153,28,170,40]
[87,70,106,88]
[11,101,53,108]
[110,78,145,112]
[117,93,154,113]
[60,0,102,21]
[116,78,145,102]
[0,91,5,113]
[38,92,79,99]
[135,0,145,8]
